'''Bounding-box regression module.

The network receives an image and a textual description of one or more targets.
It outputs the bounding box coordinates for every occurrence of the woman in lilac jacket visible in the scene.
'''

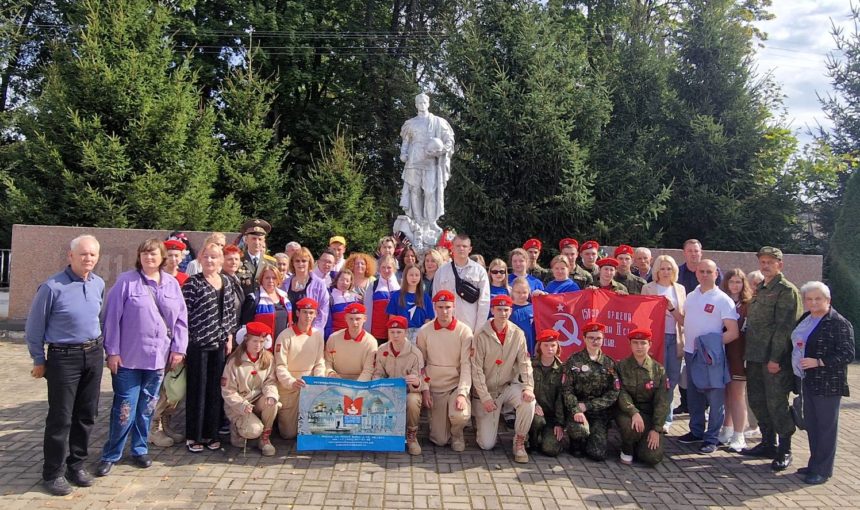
[96,239,188,477]
[281,247,329,331]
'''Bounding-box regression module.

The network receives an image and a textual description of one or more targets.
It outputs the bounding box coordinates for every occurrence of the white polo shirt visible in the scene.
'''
[683,285,738,354]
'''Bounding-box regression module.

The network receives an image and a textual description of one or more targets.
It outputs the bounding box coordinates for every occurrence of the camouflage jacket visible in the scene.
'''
[562,349,620,418]
[616,355,669,433]
[532,356,565,428]
[570,265,594,290]
[745,273,802,364]
[614,272,647,295]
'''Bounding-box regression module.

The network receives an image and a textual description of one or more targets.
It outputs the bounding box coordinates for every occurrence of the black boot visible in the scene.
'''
[674,388,689,415]
[741,427,776,458]
[771,435,793,471]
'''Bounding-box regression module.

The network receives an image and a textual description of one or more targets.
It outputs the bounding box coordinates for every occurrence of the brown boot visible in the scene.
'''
[406,427,422,456]
[149,419,174,447]
[513,434,529,463]
[162,414,185,443]
[258,429,276,457]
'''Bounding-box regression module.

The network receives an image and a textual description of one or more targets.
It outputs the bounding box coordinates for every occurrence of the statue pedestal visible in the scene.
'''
[393,215,442,252]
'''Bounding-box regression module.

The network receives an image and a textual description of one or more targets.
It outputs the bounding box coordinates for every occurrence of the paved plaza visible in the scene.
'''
[1,334,858,509]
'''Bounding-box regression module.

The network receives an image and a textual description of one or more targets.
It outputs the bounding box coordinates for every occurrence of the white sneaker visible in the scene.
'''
[744,427,760,439]
[717,426,733,445]
[619,452,633,465]
[728,434,747,453]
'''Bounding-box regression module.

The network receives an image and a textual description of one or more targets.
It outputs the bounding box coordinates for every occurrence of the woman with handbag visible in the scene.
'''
[791,281,855,485]
[97,239,188,477]
[182,242,238,452]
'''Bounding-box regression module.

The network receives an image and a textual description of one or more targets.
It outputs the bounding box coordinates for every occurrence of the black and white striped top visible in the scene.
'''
[182,273,238,350]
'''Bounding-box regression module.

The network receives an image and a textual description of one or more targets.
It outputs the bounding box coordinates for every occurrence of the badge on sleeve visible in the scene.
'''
[614,378,621,390]
[644,380,654,390]
[581,365,590,373]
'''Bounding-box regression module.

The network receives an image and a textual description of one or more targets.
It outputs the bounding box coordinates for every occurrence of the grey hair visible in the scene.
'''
[634,247,652,257]
[800,281,831,300]
[285,241,301,251]
[274,252,290,261]
[747,270,764,285]
[70,235,99,252]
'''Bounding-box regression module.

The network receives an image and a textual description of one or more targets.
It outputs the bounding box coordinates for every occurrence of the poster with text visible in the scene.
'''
[533,290,667,362]
[297,377,407,452]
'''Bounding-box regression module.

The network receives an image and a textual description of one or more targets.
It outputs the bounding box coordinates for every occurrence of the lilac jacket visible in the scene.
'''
[281,273,330,330]
[103,270,189,370]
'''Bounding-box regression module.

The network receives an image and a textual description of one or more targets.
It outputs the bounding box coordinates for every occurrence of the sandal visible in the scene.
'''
[205,439,221,450]
[186,440,204,453]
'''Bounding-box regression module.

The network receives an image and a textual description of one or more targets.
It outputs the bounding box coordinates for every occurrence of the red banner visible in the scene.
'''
[533,290,667,363]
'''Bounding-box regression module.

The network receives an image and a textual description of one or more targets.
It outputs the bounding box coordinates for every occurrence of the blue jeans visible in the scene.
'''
[663,334,680,426]
[685,352,725,445]
[101,367,163,462]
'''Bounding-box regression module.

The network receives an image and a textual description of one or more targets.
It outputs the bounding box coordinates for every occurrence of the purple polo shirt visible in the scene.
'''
[103,269,188,370]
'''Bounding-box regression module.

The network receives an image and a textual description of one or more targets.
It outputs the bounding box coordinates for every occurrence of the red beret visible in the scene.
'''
[536,329,561,343]
[523,238,542,251]
[628,328,652,341]
[387,316,408,330]
[582,321,606,334]
[580,240,600,252]
[245,321,272,338]
[296,297,319,311]
[559,238,579,251]
[433,290,456,303]
[164,239,186,252]
[490,294,513,308]
[596,257,619,268]
[344,303,366,315]
[614,245,634,257]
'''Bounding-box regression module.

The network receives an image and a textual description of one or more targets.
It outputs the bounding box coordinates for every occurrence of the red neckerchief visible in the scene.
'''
[247,351,259,363]
[390,344,401,357]
[491,320,507,345]
[292,324,312,336]
[345,329,366,343]
[434,318,457,331]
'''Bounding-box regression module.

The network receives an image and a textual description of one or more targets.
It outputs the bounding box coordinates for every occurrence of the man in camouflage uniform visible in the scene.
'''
[530,329,566,457]
[742,246,802,471]
[524,238,551,282]
[613,245,647,295]
[579,240,601,281]
[559,238,594,289]
[615,329,669,466]
[563,321,620,460]
[593,258,629,295]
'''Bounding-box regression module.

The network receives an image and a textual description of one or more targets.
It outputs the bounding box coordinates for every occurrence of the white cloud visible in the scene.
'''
[753,1,855,145]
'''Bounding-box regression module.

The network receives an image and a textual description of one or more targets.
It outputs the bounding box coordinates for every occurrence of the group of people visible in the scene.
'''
[25,223,854,497]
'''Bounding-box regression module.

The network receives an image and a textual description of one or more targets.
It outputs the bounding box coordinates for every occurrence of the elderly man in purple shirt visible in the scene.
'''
[26,235,105,496]
[96,238,188,477]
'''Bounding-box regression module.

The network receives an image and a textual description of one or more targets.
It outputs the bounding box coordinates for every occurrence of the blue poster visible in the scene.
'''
[297,377,407,452]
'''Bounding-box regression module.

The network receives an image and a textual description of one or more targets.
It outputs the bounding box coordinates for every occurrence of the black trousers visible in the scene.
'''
[185,345,225,442]
[803,379,842,477]
[43,344,104,480]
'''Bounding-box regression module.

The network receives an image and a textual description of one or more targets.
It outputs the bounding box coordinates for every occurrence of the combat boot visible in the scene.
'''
[406,427,422,455]
[513,434,529,464]
[162,414,185,443]
[741,426,776,458]
[258,429,276,457]
[450,431,466,452]
[771,435,792,471]
[149,420,174,447]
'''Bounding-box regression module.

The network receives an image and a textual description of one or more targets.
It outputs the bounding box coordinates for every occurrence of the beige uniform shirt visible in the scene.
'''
[417,319,473,397]
[471,320,534,403]
[274,325,326,388]
[373,340,428,393]
[221,352,279,421]
[324,328,378,381]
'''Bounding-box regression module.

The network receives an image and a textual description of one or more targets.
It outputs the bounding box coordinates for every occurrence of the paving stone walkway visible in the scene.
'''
[1,335,858,509]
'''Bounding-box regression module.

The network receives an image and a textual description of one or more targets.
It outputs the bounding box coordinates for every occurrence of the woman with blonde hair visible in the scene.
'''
[344,252,377,301]
[508,248,545,294]
[185,232,227,276]
[421,249,444,291]
[281,247,329,330]
[487,258,510,301]
[642,254,686,429]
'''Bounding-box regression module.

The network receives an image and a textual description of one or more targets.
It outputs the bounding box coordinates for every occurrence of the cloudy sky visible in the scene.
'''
[752,1,855,146]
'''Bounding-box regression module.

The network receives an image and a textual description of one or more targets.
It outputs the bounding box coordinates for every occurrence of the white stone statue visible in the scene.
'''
[396,92,455,250]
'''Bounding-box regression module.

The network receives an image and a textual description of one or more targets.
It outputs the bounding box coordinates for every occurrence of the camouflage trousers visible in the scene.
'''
[566,412,611,461]
[615,412,664,466]
[746,361,796,438]
[529,415,563,457]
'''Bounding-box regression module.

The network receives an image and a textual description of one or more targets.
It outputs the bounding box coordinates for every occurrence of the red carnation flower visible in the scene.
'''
[329,350,336,355]
[424,376,431,383]
[251,371,258,376]
[382,351,389,357]
[796,342,804,348]
[495,359,503,365]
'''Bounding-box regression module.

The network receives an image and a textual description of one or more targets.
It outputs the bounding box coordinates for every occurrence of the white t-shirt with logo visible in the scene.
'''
[683,285,739,354]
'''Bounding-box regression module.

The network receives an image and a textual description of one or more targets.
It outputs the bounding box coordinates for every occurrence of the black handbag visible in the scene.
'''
[791,383,805,430]
[451,262,480,304]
